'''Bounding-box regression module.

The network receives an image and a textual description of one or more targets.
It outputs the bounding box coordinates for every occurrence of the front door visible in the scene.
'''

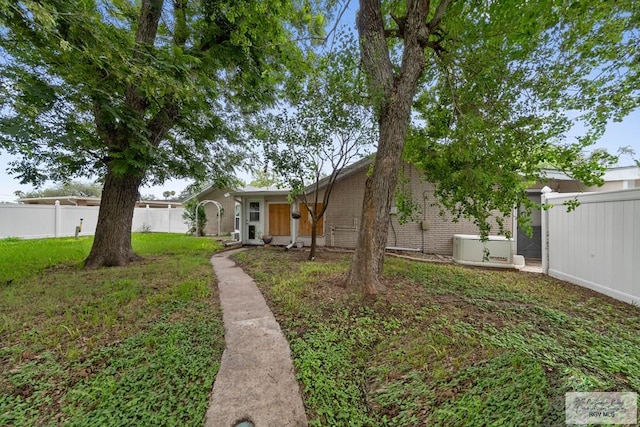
[246,199,263,245]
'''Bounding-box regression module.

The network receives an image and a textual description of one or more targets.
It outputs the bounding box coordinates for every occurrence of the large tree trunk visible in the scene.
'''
[84,0,169,269]
[345,0,450,294]
[345,109,412,293]
[84,168,144,268]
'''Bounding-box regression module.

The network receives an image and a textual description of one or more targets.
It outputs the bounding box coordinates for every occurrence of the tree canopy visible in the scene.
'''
[346,0,639,294]
[260,34,375,259]
[404,0,638,236]
[0,0,322,187]
[0,0,325,267]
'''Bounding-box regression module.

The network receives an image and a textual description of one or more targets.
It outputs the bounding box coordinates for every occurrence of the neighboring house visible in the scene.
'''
[19,196,182,208]
[194,160,639,256]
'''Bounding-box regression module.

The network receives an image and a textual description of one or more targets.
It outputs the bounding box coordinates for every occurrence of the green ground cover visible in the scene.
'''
[234,248,640,427]
[0,234,224,426]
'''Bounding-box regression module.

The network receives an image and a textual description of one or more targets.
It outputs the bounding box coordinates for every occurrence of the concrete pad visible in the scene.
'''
[205,249,307,427]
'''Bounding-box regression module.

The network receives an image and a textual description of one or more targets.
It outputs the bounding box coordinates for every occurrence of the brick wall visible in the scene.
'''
[324,161,512,255]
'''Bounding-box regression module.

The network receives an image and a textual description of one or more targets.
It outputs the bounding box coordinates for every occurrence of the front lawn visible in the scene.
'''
[234,248,640,426]
[0,234,224,426]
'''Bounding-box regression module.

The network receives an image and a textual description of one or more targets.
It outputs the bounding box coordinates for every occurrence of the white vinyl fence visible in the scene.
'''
[542,188,640,305]
[0,203,188,239]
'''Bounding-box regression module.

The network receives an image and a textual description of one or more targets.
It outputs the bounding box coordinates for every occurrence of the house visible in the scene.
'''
[320,158,509,255]
[194,159,639,257]
[194,157,509,254]
[192,185,293,241]
[18,196,182,208]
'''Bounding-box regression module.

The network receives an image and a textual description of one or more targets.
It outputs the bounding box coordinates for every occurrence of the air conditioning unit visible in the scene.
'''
[453,234,525,269]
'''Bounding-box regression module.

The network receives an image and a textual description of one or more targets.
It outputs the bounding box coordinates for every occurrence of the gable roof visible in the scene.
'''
[304,155,374,194]
[191,157,638,201]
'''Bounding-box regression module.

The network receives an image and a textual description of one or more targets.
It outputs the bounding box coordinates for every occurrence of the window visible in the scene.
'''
[249,202,260,222]
[234,204,240,231]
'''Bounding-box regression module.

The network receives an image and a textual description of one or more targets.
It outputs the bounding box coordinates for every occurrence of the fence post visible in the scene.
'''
[168,205,172,233]
[55,200,61,238]
[540,186,553,275]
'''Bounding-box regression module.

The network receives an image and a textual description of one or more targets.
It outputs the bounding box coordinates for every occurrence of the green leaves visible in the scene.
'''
[259,32,375,203]
[403,0,633,238]
[0,0,324,186]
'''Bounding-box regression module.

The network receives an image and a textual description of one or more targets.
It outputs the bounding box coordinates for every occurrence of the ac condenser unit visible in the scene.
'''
[453,234,525,269]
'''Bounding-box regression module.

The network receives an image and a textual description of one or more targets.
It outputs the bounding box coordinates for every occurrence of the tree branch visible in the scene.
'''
[125,0,164,114]
[147,102,180,146]
[357,0,395,103]
[428,0,454,33]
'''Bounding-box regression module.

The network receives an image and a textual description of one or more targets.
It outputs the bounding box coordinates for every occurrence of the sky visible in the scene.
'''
[1,2,639,203]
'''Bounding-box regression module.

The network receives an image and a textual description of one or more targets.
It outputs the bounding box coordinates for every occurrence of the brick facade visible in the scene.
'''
[324,161,512,255]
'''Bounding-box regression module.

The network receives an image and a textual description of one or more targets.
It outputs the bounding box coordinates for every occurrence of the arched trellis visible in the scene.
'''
[195,200,223,236]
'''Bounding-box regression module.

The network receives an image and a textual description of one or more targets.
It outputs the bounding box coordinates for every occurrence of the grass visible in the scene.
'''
[234,248,640,427]
[0,234,225,426]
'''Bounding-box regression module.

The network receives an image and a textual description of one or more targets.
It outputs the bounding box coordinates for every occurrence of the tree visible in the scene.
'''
[346,0,638,294]
[162,190,175,200]
[16,180,102,198]
[248,170,278,188]
[262,36,374,260]
[0,0,322,267]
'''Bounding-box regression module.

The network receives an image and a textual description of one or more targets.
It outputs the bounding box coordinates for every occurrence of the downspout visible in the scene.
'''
[422,190,429,253]
[287,201,298,250]
[291,201,298,244]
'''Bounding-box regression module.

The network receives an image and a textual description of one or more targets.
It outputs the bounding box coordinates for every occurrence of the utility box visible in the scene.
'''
[452,234,524,269]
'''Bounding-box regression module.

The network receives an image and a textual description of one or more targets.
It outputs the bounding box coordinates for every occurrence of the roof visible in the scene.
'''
[194,184,291,201]
[18,196,181,208]
[601,165,640,181]
[537,165,640,182]
[304,155,374,193]
[192,157,638,200]
[19,196,102,206]
[229,185,290,196]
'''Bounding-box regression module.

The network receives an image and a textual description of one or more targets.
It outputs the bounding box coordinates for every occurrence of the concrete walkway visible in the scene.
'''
[204,249,307,427]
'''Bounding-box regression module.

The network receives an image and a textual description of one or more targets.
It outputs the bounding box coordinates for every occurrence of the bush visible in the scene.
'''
[182,200,207,236]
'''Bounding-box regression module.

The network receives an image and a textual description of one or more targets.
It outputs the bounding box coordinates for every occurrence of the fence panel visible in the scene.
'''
[0,204,188,239]
[543,188,640,305]
[0,204,57,239]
